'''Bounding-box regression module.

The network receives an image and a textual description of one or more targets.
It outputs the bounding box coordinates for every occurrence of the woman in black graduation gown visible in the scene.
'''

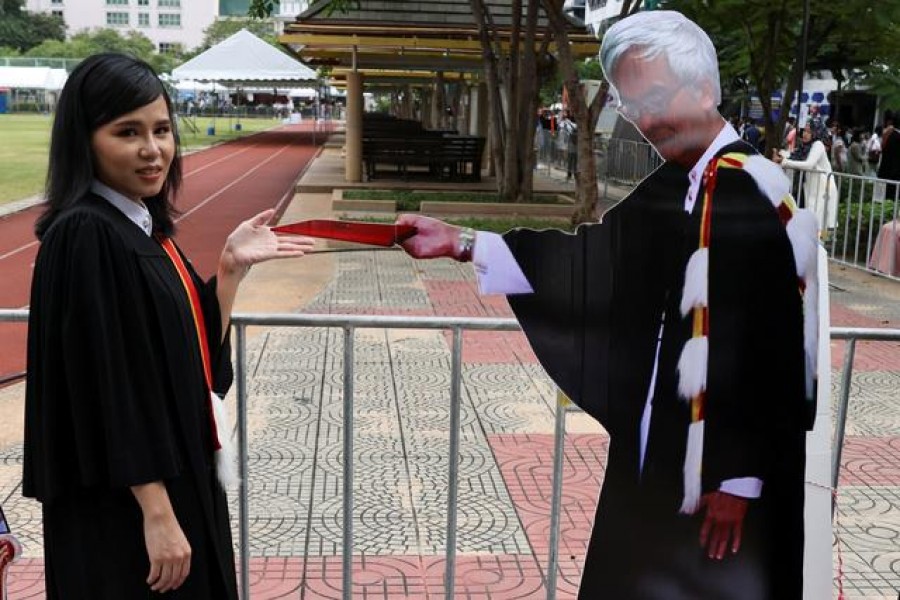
[23,53,315,598]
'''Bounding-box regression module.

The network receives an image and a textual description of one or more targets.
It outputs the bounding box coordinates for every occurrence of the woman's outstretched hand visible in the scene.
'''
[219,209,316,276]
[396,214,464,260]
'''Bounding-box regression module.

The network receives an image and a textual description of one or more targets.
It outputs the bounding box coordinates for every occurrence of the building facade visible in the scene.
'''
[220,0,309,32]
[26,0,218,53]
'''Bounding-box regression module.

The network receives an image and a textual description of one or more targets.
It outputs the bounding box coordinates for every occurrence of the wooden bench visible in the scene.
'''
[362,134,485,182]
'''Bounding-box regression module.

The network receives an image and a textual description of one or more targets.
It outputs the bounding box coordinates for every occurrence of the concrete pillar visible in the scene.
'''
[345,71,363,182]
[421,87,433,128]
[457,84,470,137]
[468,83,486,136]
[431,72,445,130]
[402,85,414,120]
[472,82,490,170]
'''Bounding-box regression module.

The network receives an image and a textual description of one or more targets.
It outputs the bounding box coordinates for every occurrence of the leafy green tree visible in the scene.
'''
[0,0,64,52]
[24,28,179,74]
[198,17,278,51]
[248,0,359,19]
[663,0,900,150]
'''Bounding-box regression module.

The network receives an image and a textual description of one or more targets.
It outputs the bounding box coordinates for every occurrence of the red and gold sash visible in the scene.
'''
[158,236,221,452]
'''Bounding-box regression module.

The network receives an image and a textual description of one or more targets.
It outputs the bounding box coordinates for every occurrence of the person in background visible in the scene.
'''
[23,53,315,599]
[558,109,579,181]
[783,116,798,153]
[806,103,828,142]
[774,125,838,237]
[741,117,761,151]
[398,11,818,599]
[878,111,900,199]
[847,129,867,176]
[866,126,883,176]
[830,122,849,172]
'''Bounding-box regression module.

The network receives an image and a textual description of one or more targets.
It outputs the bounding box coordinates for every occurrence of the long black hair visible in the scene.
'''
[35,52,182,239]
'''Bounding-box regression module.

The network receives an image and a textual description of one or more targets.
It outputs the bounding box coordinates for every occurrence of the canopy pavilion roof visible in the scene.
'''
[280,0,600,86]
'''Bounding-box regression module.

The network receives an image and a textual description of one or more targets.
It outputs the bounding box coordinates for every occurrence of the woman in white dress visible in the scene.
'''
[774,126,838,236]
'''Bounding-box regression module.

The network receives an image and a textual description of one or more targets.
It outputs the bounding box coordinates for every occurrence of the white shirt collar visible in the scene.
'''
[91,180,153,236]
[685,121,739,214]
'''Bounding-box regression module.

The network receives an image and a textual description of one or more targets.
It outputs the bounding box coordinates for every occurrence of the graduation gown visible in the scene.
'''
[504,143,808,599]
[23,195,238,599]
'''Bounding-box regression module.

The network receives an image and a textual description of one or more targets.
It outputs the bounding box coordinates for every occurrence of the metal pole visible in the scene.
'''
[546,390,568,599]
[444,327,463,599]
[342,326,355,600]
[831,338,856,515]
[796,0,810,127]
[236,324,251,600]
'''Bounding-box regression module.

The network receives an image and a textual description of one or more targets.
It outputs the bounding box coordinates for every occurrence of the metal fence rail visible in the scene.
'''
[591,138,900,282]
[1,308,899,599]
[814,170,899,280]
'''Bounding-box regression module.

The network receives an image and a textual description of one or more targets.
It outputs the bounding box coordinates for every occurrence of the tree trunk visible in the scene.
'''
[468,0,548,202]
[470,0,507,192]
[541,0,603,223]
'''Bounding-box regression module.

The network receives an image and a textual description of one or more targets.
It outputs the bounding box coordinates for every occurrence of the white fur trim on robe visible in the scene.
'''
[211,391,240,489]
[677,336,708,401]
[679,421,705,514]
[680,248,708,317]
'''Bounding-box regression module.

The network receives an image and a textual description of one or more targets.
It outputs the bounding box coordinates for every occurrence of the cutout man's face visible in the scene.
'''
[612,48,714,167]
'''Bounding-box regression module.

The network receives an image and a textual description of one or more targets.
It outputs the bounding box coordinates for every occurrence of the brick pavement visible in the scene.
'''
[4,238,900,599]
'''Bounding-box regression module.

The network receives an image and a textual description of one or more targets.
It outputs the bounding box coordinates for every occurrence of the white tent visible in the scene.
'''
[0,66,67,90]
[171,29,317,84]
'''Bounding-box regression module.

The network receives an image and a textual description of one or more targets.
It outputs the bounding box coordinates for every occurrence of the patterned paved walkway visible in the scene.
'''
[4,247,900,599]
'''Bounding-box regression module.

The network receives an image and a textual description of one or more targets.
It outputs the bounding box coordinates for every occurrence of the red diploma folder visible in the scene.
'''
[272,220,417,247]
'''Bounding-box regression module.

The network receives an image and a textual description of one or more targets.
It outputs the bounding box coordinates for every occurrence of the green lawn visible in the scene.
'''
[178,115,281,151]
[0,114,53,204]
[0,114,282,206]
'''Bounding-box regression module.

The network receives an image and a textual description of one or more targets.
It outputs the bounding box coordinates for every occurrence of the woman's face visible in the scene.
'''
[802,128,813,143]
[91,95,174,203]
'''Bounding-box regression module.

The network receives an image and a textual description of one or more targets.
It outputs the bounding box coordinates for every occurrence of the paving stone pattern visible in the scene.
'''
[5,250,900,599]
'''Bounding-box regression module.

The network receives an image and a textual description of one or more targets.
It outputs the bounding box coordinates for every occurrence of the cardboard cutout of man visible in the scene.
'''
[397,11,819,599]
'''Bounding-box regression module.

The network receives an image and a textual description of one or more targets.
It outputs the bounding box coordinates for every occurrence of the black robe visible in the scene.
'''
[504,143,808,599]
[23,195,238,599]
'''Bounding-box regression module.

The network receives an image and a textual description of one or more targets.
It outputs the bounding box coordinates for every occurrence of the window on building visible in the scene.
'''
[50,0,63,5]
[157,12,181,27]
[105,11,129,25]
[51,9,63,17]
[138,12,149,26]
[106,0,128,5]
[158,0,180,7]
[158,42,183,54]
[138,0,149,5]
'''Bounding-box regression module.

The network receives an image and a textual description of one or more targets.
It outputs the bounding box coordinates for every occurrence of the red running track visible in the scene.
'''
[0,124,320,382]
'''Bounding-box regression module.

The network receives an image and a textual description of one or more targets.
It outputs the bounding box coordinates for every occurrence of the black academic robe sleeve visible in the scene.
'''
[24,210,184,502]
[501,163,689,435]
[502,224,614,426]
[702,167,808,490]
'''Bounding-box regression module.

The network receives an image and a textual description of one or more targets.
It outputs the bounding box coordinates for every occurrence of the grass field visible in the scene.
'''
[0,114,52,204]
[0,114,281,206]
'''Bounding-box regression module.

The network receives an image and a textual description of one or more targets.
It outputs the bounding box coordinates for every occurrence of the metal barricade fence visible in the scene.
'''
[806,169,900,279]
[589,145,900,282]
[595,138,663,203]
[1,308,899,598]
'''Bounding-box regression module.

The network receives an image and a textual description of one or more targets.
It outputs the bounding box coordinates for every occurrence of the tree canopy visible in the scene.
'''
[24,28,179,74]
[662,0,900,144]
[197,17,278,51]
[0,0,64,52]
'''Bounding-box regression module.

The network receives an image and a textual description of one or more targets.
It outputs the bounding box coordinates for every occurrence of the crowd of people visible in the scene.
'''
[733,104,899,181]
